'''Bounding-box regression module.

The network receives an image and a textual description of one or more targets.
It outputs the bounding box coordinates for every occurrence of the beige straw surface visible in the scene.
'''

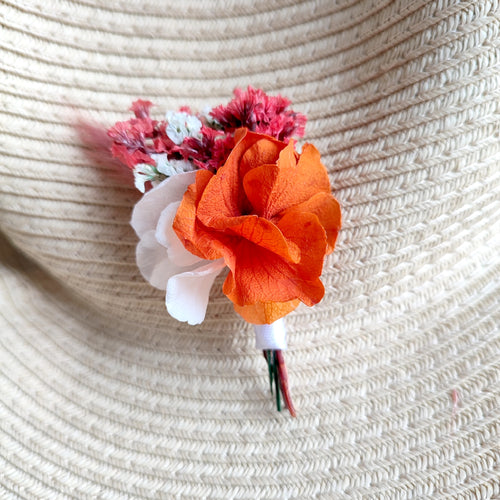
[1,0,500,498]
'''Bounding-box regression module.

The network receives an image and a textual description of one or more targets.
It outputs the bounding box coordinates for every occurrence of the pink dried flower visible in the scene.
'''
[107,119,156,168]
[108,100,178,168]
[130,99,154,120]
[183,126,231,172]
[108,89,306,177]
[210,134,235,170]
[152,122,179,154]
[210,86,307,142]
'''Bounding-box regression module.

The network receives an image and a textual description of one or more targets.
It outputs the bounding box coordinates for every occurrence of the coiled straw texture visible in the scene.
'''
[1,0,499,498]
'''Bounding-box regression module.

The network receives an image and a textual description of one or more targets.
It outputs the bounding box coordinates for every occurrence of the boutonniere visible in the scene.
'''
[108,87,341,416]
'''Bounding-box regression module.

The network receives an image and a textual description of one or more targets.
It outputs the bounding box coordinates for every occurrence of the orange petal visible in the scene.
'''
[233,299,300,324]
[226,216,300,263]
[222,212,326,307]
[280,192,341,254]
[198,129,286,224]
[277,140,299,169]
[239,135,285,180]
[276,211,327,284]
[243,142,331,220]
[173,169,220,260]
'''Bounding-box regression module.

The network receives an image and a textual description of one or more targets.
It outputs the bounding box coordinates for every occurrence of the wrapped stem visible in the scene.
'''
[263,349,296,417]
[256,320,295,416]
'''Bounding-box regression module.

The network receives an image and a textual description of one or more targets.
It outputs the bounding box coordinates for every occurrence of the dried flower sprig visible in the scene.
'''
[108,86,306,192]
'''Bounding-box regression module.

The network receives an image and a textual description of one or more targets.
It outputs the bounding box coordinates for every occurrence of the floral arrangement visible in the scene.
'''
[108,87,341,416]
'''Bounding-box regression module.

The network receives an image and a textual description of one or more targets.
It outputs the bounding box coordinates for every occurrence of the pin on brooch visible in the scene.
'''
[108,87,341,416]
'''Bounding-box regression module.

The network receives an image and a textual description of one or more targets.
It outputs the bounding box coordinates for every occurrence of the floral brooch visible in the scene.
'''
[108,87,341,416]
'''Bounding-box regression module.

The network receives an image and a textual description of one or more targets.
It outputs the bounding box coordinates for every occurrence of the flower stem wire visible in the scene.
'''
[266,350,273,393]
[263,349,296,417]
[274,350,281,412]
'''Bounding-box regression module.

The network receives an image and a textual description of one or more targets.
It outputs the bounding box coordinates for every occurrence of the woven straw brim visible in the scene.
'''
[1,0,500,498]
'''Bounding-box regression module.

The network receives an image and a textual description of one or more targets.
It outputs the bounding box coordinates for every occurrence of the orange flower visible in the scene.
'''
[173,128,341,324]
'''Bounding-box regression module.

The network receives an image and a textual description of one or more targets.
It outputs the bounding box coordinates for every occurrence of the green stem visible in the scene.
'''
[273,350,281,412]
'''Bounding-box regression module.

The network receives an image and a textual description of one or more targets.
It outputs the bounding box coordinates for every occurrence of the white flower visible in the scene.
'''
[131,172,226,325]
[201,105,219,127]
[133,163,160,193]
[153,154,196,177]
[133,155,197,193]
[165,111,202,145]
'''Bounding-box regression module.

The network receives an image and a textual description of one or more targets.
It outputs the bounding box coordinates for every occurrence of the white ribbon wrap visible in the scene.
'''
[254,319,287,350]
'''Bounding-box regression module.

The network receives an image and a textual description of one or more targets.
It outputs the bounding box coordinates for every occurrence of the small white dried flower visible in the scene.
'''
[133,155,197,193]
[154,155,196,177]
[165,111,202,145]
[133,163,162,193]
[201,105,219,127]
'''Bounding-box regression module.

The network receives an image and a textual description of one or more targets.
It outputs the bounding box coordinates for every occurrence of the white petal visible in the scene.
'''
[156,201,202,267]
[153,155,172,176]
[185,115,202,135]
[165,110,184,123]
[166,259,226,325]
[156,158,195,177]
[166,122,187,145]
[201,105,218,127]
[133,171,148,193]
[149,153,168,166]
[136,229,187,290]
[131,171,197,237]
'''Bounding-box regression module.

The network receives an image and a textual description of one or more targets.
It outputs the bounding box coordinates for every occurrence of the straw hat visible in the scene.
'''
[1,0,499,497]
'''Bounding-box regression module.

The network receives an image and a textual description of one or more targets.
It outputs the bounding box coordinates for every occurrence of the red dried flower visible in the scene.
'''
[130,99,154,120]
[108,100,181,168]
[210,86,307,142]
[183,125,234,172]
[107,119,156,168]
